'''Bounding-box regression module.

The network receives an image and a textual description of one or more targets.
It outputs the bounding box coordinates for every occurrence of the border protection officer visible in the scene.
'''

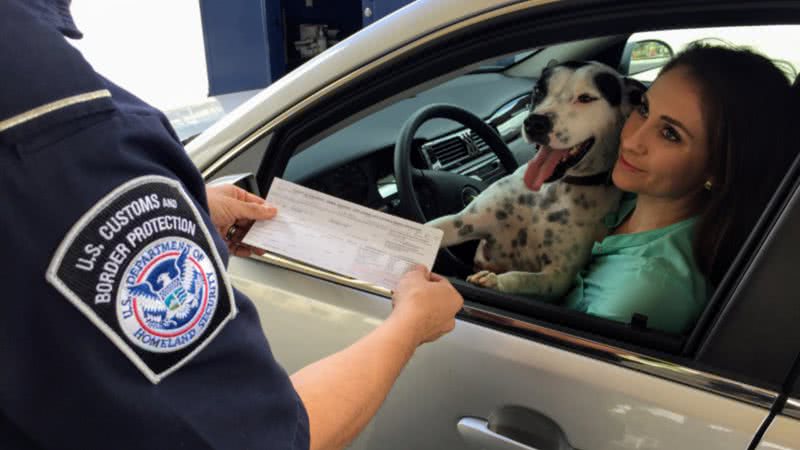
[0,1,463,449]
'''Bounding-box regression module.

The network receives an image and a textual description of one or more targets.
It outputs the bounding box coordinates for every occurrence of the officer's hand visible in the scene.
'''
[391,266,463,346]
[206,184,276,257]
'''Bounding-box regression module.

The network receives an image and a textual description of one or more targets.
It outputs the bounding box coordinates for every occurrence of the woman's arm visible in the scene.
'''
[290,268,463,450]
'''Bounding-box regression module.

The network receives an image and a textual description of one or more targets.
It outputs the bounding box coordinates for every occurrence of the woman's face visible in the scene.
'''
[613,66,711,204]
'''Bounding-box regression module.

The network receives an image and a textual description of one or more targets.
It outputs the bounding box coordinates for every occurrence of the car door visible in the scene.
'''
[202,1,800,449]
[755,383,800,450]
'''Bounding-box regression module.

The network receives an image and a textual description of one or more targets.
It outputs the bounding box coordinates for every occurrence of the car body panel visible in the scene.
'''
[229,256,768,449]
[756,415,800,450]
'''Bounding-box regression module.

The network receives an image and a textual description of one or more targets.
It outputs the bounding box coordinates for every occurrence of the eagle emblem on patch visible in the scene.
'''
[119,238,218,353]
[46,176,236,383]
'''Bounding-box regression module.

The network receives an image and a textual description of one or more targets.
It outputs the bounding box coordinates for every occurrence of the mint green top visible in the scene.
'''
[563,194,709,334]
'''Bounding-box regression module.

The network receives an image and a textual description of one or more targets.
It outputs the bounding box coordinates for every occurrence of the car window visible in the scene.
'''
[624,25,800,82]
[254,23,798,358]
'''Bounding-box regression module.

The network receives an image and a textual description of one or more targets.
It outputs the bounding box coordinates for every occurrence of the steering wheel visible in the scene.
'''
[394,104,519,274]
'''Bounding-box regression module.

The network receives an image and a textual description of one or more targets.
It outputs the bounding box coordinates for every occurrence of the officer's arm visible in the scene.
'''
[290,267,463,450]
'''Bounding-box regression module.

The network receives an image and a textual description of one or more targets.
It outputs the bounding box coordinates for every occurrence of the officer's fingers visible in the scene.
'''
[241,190,268,205]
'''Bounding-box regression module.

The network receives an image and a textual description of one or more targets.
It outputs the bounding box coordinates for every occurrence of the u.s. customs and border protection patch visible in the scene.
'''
[46,175,237,384]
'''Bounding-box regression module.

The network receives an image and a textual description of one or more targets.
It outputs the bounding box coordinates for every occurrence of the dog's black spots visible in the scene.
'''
[458,224,474,236]
[532,72,552,106]
[503,200,514,215]
[574,193,592,210]
[565,185,571,193]
[516,215,523,221]
[594,72,622,106]
[504,223,511,229]
[495,210,508,221]
[454,219,463,228]
[547,209,570,225]
[517,193,535,206]
[501,252,508,258]
[517,228,528,247]
[539,253,552,266]
[541,189,558,210]
[511,239,518,249]
[543,228,554,247]
[531,214,539,224]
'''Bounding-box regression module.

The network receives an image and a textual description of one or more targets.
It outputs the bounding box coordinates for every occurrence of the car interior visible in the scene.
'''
[213,20,800,362]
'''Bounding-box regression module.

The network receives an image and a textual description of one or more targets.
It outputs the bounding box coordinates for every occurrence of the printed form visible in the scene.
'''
[243,178,443,290]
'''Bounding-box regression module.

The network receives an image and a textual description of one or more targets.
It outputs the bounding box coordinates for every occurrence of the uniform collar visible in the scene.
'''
[17,0,82,39]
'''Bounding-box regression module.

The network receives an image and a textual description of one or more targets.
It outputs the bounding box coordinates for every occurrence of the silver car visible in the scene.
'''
[187,1,800,448]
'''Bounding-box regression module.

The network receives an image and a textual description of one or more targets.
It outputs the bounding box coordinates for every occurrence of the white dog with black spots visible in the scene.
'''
[428,61,645,296]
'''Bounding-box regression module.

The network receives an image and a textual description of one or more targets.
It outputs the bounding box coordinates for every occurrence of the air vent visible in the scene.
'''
[469,159,505,184]
[424,136,469,169]
[469,131,490,153]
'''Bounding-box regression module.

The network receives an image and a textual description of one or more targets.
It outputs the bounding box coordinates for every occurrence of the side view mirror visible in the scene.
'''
[619,39,674,76]
[206,172,261,197]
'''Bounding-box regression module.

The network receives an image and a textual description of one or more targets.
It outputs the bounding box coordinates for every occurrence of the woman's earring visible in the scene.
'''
[704,180,713,191]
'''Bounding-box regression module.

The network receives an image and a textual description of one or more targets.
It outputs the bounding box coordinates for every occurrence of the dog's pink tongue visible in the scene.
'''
[524,146,566,191]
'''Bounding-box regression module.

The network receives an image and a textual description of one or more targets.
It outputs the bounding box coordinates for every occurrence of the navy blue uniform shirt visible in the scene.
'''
[0,2,309,449]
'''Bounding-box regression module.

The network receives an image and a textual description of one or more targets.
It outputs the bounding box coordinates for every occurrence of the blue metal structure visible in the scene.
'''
[200,0,416,96]
[199,0,284,96]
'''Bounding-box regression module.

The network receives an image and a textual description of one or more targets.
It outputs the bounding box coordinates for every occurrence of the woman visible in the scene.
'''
[564,44,799,334]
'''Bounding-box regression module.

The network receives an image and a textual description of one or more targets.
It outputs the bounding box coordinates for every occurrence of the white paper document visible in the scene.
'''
[242,178,443,290]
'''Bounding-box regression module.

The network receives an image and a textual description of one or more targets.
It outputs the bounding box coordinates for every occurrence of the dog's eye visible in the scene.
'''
[577,94,597,103]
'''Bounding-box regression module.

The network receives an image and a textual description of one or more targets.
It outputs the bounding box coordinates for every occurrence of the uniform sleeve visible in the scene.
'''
[584,257,699,334]
[0,4,308,447]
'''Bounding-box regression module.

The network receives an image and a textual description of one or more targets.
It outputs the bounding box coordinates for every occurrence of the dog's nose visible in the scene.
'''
[524,114,553,137]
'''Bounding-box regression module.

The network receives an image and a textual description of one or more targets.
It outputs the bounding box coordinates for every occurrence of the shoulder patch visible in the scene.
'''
[46,175,237,384]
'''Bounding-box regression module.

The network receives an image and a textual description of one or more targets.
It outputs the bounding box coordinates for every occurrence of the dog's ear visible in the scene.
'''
[622,77,648,115]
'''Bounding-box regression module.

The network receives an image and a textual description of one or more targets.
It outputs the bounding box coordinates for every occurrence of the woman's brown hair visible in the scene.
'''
[659,44,799,286]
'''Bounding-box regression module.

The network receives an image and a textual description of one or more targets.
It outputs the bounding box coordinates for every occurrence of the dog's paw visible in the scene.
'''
[467,270,498,289]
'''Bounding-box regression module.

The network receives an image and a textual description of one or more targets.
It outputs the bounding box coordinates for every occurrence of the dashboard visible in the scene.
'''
[284,72,537,214]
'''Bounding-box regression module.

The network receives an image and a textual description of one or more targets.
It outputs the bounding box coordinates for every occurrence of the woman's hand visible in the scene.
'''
[206,184,276,257]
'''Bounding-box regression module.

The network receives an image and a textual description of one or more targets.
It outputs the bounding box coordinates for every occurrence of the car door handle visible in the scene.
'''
[458,406,573,450]
[458,417,541,450]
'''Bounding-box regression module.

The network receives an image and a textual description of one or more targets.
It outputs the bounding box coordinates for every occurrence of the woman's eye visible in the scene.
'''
[577,94,596,103]
[661,126,681,142]
[636,102,649,117]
